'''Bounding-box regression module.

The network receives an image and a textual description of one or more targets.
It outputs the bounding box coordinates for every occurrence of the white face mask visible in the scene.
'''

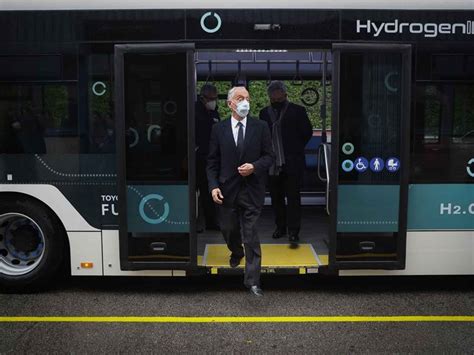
[235,100,250,118]
[205,100,217,111]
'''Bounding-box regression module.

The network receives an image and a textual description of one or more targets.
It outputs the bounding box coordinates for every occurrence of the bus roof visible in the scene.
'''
[1,0,473,11]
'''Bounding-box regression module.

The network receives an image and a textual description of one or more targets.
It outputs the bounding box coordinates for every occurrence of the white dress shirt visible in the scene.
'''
[231,116,247,146]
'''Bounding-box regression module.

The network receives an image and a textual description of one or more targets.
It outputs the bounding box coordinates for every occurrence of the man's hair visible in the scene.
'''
[267,80,287,96]
[227,86,250,101]
[200,83,217,97]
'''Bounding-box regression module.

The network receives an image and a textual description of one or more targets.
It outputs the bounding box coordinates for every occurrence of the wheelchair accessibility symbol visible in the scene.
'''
[354,157,368,173]
[139,194,170,224]
[200,12,222,34]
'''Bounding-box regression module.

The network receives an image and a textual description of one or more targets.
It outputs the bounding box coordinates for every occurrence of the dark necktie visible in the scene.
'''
[236,121,244,157]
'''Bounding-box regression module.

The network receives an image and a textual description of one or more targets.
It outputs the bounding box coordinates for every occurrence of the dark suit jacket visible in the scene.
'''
[206,117,274,208]
[259,102,313,174]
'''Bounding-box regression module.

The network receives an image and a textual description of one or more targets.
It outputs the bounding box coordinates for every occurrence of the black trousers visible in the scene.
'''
[269,171,302,235]
[196,157,217,230]
[218,185,262,287]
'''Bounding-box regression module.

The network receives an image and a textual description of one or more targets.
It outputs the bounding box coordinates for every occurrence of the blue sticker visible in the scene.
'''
[386,157,400,172]
[370,157,385,173]
[354,157,368,173]
[342,159,354,172]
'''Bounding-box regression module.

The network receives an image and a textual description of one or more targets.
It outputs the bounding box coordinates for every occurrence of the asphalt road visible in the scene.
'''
[1,275,473,353]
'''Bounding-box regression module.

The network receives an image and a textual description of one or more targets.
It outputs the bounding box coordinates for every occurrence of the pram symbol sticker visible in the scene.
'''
[386,157,400,172]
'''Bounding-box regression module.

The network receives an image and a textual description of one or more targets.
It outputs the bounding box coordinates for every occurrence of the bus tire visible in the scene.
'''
[0,196,66,293]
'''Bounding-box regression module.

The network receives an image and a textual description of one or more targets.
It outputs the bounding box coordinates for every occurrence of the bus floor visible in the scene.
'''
[197,205,329,269]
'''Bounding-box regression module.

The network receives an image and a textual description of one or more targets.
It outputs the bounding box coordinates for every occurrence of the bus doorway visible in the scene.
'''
[114,43,411,275]
[194,48,332,273]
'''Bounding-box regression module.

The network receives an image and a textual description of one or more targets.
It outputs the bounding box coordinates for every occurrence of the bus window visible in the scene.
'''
[0,83,78,154]
[412,83,474,183]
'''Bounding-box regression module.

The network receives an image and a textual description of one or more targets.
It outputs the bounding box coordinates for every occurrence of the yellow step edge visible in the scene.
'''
[203,244,320,268]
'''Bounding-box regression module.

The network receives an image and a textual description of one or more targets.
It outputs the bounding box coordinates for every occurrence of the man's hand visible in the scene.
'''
[238,163,254,177]
[211,188,224,204]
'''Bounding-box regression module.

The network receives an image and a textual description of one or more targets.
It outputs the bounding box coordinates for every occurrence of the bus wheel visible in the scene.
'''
[0,196,66,293]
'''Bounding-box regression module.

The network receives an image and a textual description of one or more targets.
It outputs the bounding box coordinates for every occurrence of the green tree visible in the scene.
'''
[198,80,331,129]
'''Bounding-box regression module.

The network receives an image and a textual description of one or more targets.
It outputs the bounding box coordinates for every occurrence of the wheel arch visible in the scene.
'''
[0,191,71,270]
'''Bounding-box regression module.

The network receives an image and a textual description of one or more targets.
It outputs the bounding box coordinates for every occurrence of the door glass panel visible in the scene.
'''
[336,51,405,262]
[123,52,190,263]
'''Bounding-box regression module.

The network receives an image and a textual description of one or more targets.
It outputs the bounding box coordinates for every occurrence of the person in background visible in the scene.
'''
[195,83,220,232]
[259,81,313,244]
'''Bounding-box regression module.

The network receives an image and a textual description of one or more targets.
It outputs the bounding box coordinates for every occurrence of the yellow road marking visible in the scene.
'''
[0,316,473,323]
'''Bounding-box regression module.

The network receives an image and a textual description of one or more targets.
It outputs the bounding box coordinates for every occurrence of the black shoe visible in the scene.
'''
[272,228,287,239]
[229,254,244,268]
[289,233,299,244]
[249,285,264,297]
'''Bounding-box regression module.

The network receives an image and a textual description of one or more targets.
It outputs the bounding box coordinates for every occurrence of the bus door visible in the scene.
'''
[330,43,411,270]
[115,44,196,270]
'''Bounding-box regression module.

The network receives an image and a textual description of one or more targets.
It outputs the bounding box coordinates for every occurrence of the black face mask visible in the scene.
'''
[271,101,286,110]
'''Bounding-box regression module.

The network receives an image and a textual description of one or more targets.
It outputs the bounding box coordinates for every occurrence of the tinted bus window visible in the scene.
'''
[412,83,474,182]
[124,52,188,183]
[87,53,115,153]
[0,84,78,154]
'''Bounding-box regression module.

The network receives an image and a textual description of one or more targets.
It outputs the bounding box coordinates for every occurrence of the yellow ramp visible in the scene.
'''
[203,244,319,268]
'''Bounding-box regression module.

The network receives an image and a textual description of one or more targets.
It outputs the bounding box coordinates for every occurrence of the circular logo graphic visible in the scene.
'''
[370,157,385,173]
[300,87,320,107]
[92,81,106,96]
[384,71,399,93]
[467,158,474,178]
[342,142,355,155]
[386,157,400,173]
[354,157,368,173]
[128,127,139,148]
[200,12,222,34]
[367,114,381,128]
[342,159,354,172]
[139,194,170,224]
[163,101,178,116]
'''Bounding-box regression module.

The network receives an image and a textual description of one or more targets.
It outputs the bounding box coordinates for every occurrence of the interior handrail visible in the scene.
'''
[323,143,331,216]
[317,144,327,182]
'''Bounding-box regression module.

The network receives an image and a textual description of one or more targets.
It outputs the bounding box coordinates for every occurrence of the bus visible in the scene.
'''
[0,0,473,292]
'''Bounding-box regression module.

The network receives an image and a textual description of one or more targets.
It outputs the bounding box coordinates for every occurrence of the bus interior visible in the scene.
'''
[195,48,332,270]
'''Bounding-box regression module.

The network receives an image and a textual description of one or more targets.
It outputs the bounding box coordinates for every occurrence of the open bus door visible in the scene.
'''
[330,43,411,270]
[115,43,196,271]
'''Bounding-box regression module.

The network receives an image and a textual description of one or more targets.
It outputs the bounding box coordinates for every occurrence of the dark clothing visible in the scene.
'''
[260,102,312,235]
[195,100,220,229]
[197,158,217,228]
[207,116,274,286]
[259,102,312,174]
[218,185,262,287]
[207,117,274,209]
[269,172,302,234]
[195,100,220,160]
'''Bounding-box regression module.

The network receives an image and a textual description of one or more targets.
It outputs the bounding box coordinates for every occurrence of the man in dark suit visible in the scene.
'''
[259,81,313,244]
[207,86,273,296]
[195,84,220,232]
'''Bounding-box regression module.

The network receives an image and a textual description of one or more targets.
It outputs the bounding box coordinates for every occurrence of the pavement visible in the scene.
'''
[0,275,473,353]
